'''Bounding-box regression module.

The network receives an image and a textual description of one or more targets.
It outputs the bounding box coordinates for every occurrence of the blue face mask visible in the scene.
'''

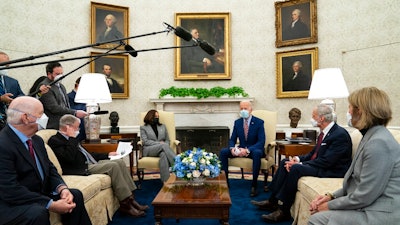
[239,110,249,119]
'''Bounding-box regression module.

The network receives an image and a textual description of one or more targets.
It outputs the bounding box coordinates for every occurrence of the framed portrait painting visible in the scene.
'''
[275,0,317,47]
[90,52,129,99]
[91,2,129,50]
[175,12,231,80]
[276,47,318,98]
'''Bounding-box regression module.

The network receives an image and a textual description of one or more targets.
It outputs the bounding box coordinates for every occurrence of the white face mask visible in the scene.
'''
[346,112,353,127]
[0,69,8,76]
[74,130,80,138]
[36,114,48,130]
[310,118,319,127]
[54,74,63,83]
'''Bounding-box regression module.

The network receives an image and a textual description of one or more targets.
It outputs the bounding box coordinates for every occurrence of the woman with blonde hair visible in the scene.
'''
[309,87,400,225]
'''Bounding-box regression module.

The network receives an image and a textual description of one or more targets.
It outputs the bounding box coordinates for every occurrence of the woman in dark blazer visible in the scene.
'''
[140,110,176,181]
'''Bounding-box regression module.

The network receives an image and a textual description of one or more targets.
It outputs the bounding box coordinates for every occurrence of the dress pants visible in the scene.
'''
[220,147,265,187]
[5,188,91,225]
[88,159,136,201]
[269,159,318,213]
[143,143,176,181]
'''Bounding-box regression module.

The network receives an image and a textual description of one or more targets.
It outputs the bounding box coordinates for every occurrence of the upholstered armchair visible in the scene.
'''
[136,111,181,188]
[228,110,277,191]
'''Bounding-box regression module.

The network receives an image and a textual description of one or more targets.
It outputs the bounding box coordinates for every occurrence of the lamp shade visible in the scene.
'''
[308,68,349,100]
[75,73,112,104]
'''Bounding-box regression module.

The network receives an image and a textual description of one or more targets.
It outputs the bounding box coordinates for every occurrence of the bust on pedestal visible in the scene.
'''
[109,111,120,133]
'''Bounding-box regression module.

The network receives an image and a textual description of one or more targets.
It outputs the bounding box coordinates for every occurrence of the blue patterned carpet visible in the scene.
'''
[108,178,293,225]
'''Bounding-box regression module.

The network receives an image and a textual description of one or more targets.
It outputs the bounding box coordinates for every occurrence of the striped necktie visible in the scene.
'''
[311,132,324,160]
[244,119,249,140]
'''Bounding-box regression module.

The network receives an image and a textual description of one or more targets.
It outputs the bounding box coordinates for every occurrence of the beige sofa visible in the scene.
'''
[36,129,119,225]
[291,128,400,225]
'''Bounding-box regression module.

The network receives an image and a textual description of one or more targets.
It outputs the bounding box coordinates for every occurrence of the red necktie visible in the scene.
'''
[244,119,249,140]
[311,132,324,160]
[26,139,36,165]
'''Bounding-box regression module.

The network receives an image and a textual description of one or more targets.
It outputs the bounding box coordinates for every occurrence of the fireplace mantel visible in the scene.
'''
[149,97,254,114]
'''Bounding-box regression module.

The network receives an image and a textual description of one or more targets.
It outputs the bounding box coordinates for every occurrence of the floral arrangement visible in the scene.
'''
[172,148,221,180]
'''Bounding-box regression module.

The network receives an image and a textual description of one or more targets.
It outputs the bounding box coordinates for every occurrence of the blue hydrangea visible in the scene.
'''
[172,147,221,180]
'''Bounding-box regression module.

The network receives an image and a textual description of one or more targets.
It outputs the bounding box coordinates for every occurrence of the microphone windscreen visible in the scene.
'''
[175,26,192,41]
[124,45,138,57]
[199,41,216,55]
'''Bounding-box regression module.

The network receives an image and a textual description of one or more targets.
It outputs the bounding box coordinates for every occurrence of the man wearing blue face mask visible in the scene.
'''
[220,100,266,197]
[251,104,352,223]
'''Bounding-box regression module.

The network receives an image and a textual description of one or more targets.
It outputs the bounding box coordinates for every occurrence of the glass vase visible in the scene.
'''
[187,176,206,186]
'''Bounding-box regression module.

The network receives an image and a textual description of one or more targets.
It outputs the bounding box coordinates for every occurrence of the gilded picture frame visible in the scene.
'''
[90,52,129,99]
[275,0,317,48]
[276,47,318,98]
[91,2,129,50]
[175,12,231,80]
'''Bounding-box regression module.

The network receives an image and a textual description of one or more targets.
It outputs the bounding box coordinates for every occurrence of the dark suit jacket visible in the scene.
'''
[39,78,75,129]
[283,70,311,92]
[228,115,266,153]
[0,125,65,223]
[107,77,123,93]
[0,75,25,114]
[98,26,123,42]
[299,123,352,178]
[282,19,310,41]
[48,132,108,175]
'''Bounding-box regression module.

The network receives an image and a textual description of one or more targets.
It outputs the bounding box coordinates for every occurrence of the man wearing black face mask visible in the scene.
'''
[140,109,176,181]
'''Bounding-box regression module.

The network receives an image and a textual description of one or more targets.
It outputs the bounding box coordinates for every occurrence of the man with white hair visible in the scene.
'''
[0,96,91,225]
[98,14,123,42]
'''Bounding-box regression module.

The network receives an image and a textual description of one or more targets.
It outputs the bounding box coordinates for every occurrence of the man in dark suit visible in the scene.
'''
[251,104,352,223]
[97,14,123,43]
[102,64,123,93]
[38,62,87,129]
[282,8,310,41]
[0,96,91,225]
[0,52,49,130]
[220,100,266,197]
[48,114,148,217]
[283,60,311,92]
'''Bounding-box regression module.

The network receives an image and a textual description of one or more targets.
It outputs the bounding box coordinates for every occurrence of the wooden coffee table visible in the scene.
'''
[152,173,231,225]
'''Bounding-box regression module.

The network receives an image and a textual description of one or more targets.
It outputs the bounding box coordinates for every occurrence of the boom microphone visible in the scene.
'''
[163,22,192,41]
[124,44,138,57]
[92,110,109,115]
[198,40,216,56]
[119,39,137,57]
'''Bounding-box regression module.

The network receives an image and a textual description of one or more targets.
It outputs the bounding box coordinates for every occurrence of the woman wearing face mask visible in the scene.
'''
[309,87,400,225]
[140,109,176,182]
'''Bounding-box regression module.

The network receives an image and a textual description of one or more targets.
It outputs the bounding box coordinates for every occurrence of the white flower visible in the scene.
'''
[192,170,201,178]
[199,158,206,164]
[190,162,196,168]
[187,173,192,178]
[202,169,210,177]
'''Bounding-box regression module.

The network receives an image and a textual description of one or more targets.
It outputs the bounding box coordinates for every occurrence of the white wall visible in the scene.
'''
[1,0,399,130]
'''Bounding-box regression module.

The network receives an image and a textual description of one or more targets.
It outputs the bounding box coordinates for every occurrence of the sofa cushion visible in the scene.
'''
[297,177,342,201]
[62,174,111,202]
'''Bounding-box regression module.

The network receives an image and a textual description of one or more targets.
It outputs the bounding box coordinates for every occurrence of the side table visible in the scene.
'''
[82,133,138,177]
[276,143,315,163]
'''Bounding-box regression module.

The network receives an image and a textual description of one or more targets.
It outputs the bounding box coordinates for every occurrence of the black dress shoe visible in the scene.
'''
[250,187,258,197]
[261,209,291,223]
[250,199,278,211]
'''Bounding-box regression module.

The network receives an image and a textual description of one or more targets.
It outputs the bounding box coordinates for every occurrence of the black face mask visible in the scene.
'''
[153,118,159,124]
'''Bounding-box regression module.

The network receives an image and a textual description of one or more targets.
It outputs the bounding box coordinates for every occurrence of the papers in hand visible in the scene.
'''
[109,142,132,160]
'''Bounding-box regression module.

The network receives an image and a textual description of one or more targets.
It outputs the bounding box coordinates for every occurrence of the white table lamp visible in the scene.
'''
[75,73,112,142]
[308,68,349,111]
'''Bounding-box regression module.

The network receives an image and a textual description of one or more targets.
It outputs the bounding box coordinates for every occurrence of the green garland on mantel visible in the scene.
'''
[159,86,249,99]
